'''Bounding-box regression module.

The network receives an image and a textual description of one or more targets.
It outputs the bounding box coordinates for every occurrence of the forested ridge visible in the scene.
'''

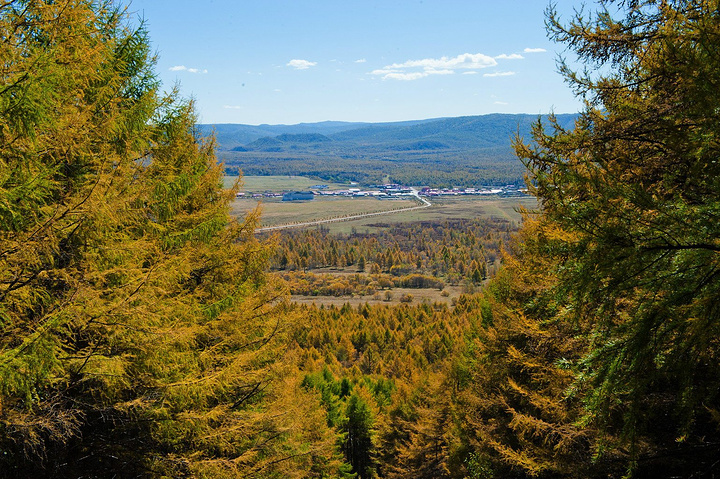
[2,1,720,478]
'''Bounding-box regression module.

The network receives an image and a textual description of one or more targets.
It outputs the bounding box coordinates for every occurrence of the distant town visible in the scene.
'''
[236,183,529,201]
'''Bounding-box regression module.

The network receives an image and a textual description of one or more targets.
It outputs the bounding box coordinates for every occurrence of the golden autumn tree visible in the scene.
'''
[454,219,613,478]
[457,1,720,477]
[450,3,720,477]
[519,0,720,473]
[0,1,343,477]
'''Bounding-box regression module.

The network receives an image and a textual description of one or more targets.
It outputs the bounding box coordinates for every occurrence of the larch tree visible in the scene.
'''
[0,1,342,477]
[456,219,607,478]
[510,0,720,475]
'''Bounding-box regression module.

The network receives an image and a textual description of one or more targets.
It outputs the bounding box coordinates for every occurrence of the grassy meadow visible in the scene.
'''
[227,175,538,231]
[319,195,538,234]
[231,196,420,228]
[290,285,466,307]
[224,175,349,192]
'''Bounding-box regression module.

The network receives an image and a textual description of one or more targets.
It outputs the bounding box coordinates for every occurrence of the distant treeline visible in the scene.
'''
[209,113,579,188]
[223,150,526,187]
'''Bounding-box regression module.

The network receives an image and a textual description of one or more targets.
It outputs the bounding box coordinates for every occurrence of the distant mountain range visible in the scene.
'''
[198,113,578,154]
[198,113,580,187]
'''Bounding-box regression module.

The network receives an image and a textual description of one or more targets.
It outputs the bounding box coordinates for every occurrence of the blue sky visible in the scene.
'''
[128,0,584,125]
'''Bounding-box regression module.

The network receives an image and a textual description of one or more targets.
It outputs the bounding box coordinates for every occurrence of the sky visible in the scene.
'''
[127,0,585,125]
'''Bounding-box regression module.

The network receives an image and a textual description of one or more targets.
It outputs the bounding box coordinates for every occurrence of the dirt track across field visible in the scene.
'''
[255,189,431,232]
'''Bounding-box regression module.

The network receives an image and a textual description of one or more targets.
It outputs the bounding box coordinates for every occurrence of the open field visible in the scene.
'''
[287,267,475,307]
[224,175,539,231]
[232,196,420,228]
[422,195,538,222]
[223,175,350,192]
[231,194,538,231]
[318,195,539,233]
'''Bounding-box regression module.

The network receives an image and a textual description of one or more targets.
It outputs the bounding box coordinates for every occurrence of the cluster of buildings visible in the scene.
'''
[418,185,527,197]
[235,183,527,202]
[310,184,415,200]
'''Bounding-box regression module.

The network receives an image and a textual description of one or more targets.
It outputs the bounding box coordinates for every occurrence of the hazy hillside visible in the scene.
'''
[196,121,369,149]
[326,113,577,150]
[206,113,579,187]
[199,113,578,153]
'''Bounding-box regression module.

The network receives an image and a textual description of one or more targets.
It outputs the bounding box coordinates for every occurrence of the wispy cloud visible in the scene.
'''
[287,59,317,70]
[355,58,367,63]
[223,105,243,109]
[524,47,547,53]
[483,71,516,77]
[495,53,524,60]
[394,53,496,70]
[169,65,208,74]
[382,72,426,81]
[371,53,494,80]
[494,101,509,105]
[372,52,524,81]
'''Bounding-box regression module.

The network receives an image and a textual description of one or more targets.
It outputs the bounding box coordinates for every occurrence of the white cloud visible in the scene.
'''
[223,105,243,109]
[371,68,397,76]
[524,47,547,53]
[462,71,478,75]
[495,53,524,60]
[287,59,317,70]
[494,101,509,105]
[355,58,367,63]
[384,72,429,81]
[375,68,455,81]
[427,69,454,75]
[169,65,207,74]
[390,53,496,71]
[483,71,516,77]
[372,52,498,80]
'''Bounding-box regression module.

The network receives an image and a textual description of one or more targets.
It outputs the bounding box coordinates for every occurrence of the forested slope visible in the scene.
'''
[449,1,720,476]
[206,114,579,187]
[281,1,720,477]
[0,2,345,477]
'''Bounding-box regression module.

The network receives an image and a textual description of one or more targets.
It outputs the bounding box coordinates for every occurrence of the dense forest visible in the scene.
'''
[207,114,578,188]
[223,152,528,190]
[2,1,719,478]
[267,219,512,294]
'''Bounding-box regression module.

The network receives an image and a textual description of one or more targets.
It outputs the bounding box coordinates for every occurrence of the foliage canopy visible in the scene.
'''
[492,0,720,474]
[0,1,344,476]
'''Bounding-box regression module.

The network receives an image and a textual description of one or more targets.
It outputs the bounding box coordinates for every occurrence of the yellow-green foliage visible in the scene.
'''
[454,219,602,478]
[269,219,508,281]
[0,1,344,477]
[454,2,720,477]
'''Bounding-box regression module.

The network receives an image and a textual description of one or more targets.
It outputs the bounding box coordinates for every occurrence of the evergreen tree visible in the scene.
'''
[0,1,342,476]
[342,391,377,479]
[507,0,720,474]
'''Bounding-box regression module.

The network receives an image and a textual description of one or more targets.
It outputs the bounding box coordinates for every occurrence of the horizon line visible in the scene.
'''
[197,111,580,127]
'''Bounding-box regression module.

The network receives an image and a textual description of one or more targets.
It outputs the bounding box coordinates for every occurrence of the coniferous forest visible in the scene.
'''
[1,1,719,478]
